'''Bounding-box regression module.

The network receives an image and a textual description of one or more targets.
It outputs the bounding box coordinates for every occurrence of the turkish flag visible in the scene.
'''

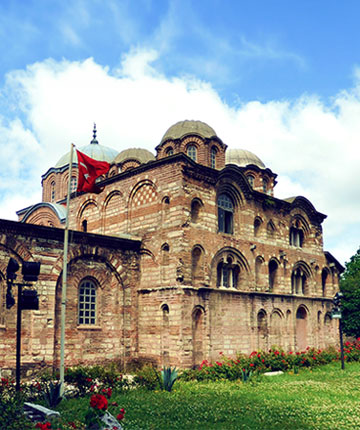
[76,150,110,193]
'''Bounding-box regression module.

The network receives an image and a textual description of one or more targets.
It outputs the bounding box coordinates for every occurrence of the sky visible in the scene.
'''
[0,0,359,266]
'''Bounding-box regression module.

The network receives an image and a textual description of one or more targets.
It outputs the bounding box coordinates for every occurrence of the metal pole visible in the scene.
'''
[59,144,74,395]
[339,319,345,370]
[15,283,22,391]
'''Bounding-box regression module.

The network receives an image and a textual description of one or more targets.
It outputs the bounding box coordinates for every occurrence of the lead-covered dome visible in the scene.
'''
[226,148,265,169]
[55,125,118,168]
[160,120,217,144]
[115,148,155,165]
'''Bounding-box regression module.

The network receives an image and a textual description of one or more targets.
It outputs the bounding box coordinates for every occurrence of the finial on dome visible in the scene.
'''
[90,123,98,144]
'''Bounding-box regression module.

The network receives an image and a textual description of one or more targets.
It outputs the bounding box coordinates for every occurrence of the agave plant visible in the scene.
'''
[241,369,253,383]
[43,382,63,408]
[161,367,178,392]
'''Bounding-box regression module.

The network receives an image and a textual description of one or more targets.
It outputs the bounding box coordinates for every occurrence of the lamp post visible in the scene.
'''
[331,292,344,370]
[6,258,41,391]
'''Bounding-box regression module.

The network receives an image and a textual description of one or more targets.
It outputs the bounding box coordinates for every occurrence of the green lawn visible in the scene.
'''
[58,362,360,430]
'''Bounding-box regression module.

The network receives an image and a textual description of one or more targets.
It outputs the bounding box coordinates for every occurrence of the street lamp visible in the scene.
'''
[331,291,344,370]
[6,257,41,391]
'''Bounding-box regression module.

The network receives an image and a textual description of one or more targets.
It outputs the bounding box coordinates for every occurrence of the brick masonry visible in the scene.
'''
[1,120,343,373]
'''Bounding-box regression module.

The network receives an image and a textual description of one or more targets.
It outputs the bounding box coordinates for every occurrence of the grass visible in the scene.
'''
[57,362,360,429]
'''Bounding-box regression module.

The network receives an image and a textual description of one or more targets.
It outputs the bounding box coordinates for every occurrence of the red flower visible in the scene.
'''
[102,387,112,398]
[250,363,254,367]
[68,423,77,429]
[262,359,265,363]
[215,361,223,367]
[35,422,52,430]
[86,377,93,383]
[90,394,108,411]
[117,408,125,421]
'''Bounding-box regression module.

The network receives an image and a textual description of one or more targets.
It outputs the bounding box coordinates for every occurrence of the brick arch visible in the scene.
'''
[270,308,284,347]
[102,190,124,234]
[296,305,309,351]
[192,305,206,367]
[128,180,159,233]
[211,247,250,290]
[24,208,62,228]
[291,261,313,295]
[53,252,128,367]
[77,198,99,232]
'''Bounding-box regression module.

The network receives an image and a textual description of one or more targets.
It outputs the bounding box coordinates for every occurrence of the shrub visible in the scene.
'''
[134,365,162,390]
[0,394,33,430]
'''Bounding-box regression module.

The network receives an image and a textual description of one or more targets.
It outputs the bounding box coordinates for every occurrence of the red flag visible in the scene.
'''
[76,150,110,193]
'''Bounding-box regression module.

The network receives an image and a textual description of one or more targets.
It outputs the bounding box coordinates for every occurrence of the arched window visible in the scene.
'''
[290,227,304,247]
[70,176,77,193]
[210,147,217,169]
[291,268,307,295]
[257,310,268,350]
[254,217,262,237]
[161,243,170,283]
[166,147,174,156]
[51,181,56,202]
[161,304,170,366]
[191,199,202,223]
[268,259,278,291]
[78,279,97,325]
[255,256,264,289]
[192,246,203,283]
[217,256,240,289]
[0,277,5,325]
[82,220,87,232]
[263,178,268,193]
[187,144,197,162]
[321,268,330,296]
[218,194,234,234]
[247,175,254,188]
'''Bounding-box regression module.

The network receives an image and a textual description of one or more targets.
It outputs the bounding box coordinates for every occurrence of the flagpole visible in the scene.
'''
[59,143,75,395]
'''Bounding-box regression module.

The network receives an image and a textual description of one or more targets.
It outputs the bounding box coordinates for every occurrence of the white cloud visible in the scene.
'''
[0,50,359,264]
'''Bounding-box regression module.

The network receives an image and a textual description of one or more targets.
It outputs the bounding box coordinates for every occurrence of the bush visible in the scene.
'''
[133,365,162,390]
[0,394,33,430]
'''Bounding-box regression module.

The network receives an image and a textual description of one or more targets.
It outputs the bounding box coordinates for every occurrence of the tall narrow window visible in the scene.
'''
[82,220,88,232]
[78,279,97,325]
[210,147,217,169]
[263,178,268,193]
[268,260,278,291]
[51,181,56,202]
[218,194,234,234]
[247,175,254,188]
[291,268,307,295]
[216,257,239,289]
[0,279,5,325]
[70,176,77,193]
[187,144,197,162]
[290,227,304,247]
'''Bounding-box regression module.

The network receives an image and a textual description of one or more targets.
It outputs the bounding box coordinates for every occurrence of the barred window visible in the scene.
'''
[218,193,234,234]
[210,147,217,169]
[70,176,77,193]
[187,144,197,162]
[78,279,97,325]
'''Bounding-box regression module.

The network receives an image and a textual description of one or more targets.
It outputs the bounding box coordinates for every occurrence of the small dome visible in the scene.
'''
[226,149,265,169]
[115,148,155,165]
[55,125,118,168]
[160,120,217,144]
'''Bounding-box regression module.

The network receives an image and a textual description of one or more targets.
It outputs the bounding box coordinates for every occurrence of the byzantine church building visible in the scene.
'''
[0,120,342,374]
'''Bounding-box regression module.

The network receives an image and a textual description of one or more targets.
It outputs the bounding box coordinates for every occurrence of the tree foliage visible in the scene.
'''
[340,247,360,337]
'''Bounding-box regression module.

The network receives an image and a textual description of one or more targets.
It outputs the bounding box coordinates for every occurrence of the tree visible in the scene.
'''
[340,247,360,338]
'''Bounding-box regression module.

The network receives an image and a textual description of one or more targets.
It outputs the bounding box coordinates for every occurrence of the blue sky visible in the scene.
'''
[0,0,360,265]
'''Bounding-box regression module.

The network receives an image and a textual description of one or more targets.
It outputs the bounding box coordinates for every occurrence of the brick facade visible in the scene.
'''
[1,120,342,374]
